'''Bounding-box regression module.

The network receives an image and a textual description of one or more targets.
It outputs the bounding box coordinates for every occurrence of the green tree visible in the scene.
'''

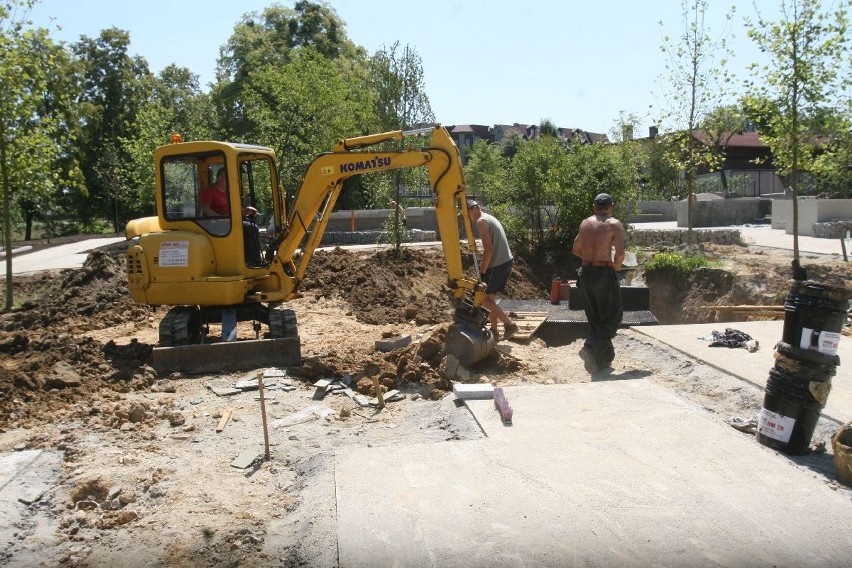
[745,0,851,265]
[657,0,734,229]
[810,101,852,198]
[464,139,506,206]
[539,119,559,139]
[237,47,365,213]
[556,142,638,247]
[507,136,570,251]
[214,1,366,141]
[645,137,683,200]
[72,27,153,231]
[121,65,216,217]
[1,0,68,308]
[368,41,434,250]
[609,111,643,143]
[699,103,748,196]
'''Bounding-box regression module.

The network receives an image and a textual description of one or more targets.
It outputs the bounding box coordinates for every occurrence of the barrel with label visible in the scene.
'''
[756,367,828,455]
[781,281,849,356]
[757,281,849,455]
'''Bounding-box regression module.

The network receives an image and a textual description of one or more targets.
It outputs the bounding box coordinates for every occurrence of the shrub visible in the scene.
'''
[644,251,710,275]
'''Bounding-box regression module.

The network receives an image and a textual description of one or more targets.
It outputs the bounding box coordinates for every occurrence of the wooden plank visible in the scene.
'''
[216,408,233,433]
[509,312,548,340]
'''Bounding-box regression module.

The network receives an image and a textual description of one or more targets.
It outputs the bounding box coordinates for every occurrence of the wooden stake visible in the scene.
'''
[258,371,271,461]
[372,376,385,409]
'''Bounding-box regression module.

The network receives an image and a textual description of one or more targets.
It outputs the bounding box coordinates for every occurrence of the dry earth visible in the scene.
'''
[0,238,850,567]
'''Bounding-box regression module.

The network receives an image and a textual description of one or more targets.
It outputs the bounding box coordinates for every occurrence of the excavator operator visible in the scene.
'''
[200,168,229,216]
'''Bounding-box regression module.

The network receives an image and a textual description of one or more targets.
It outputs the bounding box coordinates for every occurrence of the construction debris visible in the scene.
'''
[494,387,513,423]
[453,383,495,400]
[216,409,233,432]
[230,449,259,469]
[375,334,412,352]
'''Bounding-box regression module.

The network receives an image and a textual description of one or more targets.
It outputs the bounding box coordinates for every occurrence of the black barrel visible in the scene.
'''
[781,281,850,356]
[757,367,829,455]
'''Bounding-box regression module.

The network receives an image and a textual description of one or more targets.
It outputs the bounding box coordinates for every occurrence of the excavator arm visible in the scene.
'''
[269,126,487,308]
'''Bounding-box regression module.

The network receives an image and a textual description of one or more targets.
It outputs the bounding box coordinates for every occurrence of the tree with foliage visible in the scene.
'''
[121,65,216,217]
[71,27,153,232]
[464,139,506,206]
[1,0,68,308]
[368,41,434,251]
[698,103,749,196]
[609,111,649,201]
[213,1,377,215]
[810,100,852,198]
[214,1,367,141]
[644,137,683,199]
[657,0,734,229]
[506,136,571,252]
[241,48,363,199]
[745,0,851,266]
[555,142,638,248]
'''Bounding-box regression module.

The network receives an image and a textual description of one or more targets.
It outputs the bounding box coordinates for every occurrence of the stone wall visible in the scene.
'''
[626,228,744,247]
[676,198,771,227]
[812,221,852,239]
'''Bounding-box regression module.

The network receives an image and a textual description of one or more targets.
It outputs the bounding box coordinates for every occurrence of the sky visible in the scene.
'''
[27,0,779,137]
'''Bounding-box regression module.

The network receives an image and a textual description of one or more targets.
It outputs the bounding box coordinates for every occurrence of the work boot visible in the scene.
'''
[504,322,519,340]
[578,345,599,374]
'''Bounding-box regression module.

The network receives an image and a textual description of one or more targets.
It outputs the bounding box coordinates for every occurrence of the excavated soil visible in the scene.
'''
[0,238,849,567]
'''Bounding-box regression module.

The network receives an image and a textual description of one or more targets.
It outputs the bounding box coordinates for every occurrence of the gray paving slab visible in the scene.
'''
[336,381,852,568]
[632,321,851,424]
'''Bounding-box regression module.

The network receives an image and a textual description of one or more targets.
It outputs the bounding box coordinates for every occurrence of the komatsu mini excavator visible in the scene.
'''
[124,125,496,373]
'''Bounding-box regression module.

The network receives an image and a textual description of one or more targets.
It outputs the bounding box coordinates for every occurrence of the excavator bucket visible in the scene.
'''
[443,299,497,365]
[444,324,498,366]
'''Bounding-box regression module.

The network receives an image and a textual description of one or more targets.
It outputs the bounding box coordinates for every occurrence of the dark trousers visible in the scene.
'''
[579,266,622,366]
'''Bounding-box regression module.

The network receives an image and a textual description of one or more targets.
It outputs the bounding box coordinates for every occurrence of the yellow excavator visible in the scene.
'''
[124,125,496,373]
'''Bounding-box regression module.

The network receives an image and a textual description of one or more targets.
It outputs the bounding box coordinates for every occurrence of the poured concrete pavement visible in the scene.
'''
[336,381,852,567]
[634,320,851,424]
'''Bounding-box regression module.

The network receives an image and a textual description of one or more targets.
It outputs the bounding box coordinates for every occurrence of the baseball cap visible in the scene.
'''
[593,193,613,208]
[466,198,479,208]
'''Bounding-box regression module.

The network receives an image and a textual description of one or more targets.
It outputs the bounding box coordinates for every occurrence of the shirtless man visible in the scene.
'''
[571,193,625,374]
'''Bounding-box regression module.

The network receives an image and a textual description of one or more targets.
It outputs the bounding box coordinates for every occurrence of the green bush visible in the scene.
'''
[644,251,710,275]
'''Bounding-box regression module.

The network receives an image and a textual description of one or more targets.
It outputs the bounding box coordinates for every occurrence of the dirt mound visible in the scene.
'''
[4,248,148,332]
[302,247,545,325]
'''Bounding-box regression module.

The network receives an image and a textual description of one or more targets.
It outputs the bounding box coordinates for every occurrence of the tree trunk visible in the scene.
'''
[24,211,33,241]
[1,120,13,310]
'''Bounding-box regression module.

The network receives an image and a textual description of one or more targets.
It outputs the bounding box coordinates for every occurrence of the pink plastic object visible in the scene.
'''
[494,387,513,423]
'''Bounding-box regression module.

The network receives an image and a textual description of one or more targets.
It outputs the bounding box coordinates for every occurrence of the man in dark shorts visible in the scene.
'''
[571,193,625,373]
[468,199,518,340]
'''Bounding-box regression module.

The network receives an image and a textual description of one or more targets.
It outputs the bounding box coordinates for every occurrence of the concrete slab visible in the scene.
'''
[632,321,851,423]
[1,449,63,564]
[336,382,852,567]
